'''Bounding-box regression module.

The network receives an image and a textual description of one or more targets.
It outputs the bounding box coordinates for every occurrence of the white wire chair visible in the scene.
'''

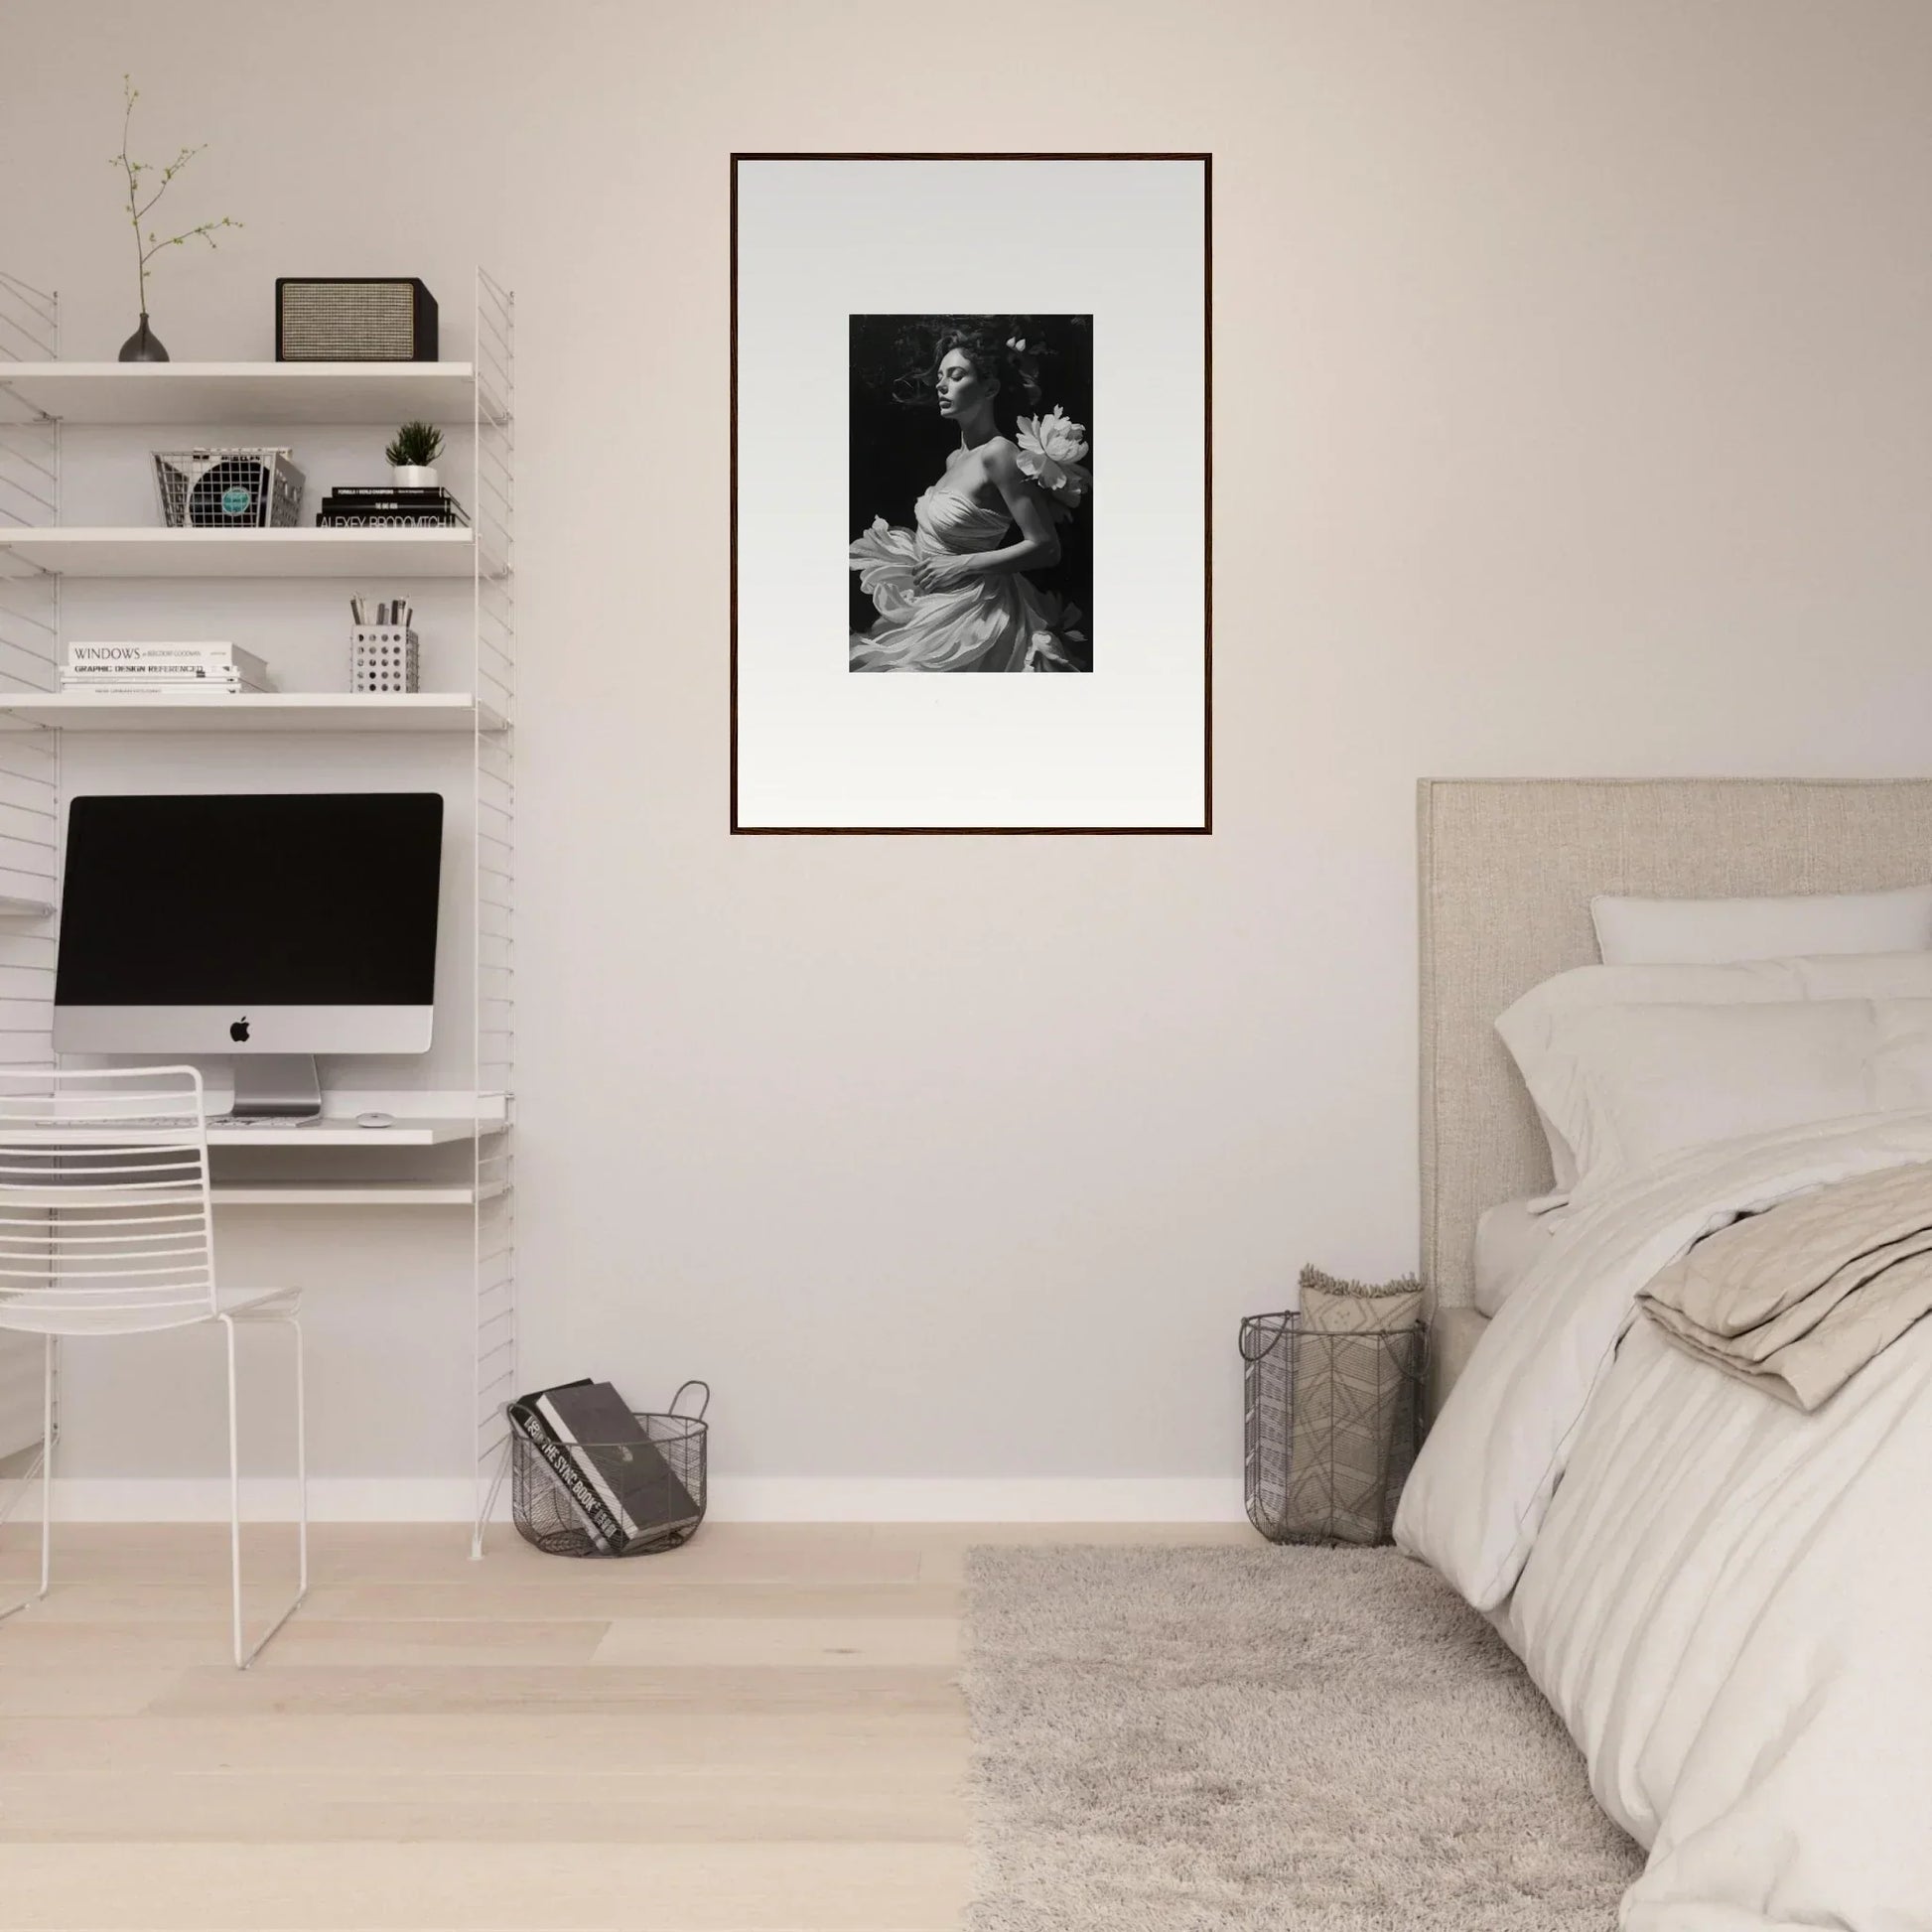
[0,1065,307,1667]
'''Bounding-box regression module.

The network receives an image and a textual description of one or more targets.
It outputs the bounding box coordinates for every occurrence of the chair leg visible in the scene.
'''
[39,1331,52,1600]
[219,1311,309,1670]
[0,1335,56,1626]
[472,1432,512,1562]
[287,1314,309,1602]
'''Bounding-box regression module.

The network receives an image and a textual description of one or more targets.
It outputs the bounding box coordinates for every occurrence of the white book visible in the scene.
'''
[62,672,262,682]
[62,668,272,687]
[69,640,240,657]
[60,679,267,696]
[68,641,270,683]
[64,667,273,689]
[69,643,265,667]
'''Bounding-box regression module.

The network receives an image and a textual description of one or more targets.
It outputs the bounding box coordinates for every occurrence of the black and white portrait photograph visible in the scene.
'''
[733,154,1208,831]
[848,316,1093,674]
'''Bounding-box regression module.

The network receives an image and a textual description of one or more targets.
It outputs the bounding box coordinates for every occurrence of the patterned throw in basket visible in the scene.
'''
[1242,1268,1425,1546]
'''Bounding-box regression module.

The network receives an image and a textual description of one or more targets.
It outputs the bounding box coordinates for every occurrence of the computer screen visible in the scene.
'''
[54,791,444,1056]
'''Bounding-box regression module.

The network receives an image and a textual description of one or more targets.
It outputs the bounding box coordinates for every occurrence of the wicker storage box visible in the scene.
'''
[1241,1311,1424,1546]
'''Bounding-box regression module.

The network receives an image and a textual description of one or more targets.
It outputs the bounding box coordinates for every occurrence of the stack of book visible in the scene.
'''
[64,641,273,695]
[316,485,470,529]
[510,1379,703,1554]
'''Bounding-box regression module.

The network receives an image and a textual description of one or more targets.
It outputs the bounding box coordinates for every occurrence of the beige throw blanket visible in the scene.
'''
[1638,1159,1932,1410]
[1284,1268,1424,1544]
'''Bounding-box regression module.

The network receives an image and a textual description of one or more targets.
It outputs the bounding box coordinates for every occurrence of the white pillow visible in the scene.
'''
[1500,996,1932,1204]
[1499,953,1932,1196]
[1472,1197,1560,1316]
[1591,885,1932,965]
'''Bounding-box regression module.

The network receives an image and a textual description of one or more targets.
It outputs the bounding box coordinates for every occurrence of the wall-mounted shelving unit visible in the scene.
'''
[0,267,517,1556]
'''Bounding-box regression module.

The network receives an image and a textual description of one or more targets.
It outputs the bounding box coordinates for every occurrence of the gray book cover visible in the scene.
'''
[535,1381,699,1546]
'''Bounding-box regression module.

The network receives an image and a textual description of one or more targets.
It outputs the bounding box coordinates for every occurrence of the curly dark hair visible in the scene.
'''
[887,316,1052,434]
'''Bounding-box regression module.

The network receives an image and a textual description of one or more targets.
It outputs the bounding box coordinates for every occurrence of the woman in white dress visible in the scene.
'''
[850,326,1090,673]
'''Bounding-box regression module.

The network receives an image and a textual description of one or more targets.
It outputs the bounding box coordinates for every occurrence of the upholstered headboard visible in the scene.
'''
[1418,777,1932,1311]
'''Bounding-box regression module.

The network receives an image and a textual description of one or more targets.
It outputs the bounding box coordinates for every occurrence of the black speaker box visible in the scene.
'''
[275,278,439,361]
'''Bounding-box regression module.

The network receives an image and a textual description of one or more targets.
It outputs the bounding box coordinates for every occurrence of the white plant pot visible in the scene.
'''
[392,465,439,488]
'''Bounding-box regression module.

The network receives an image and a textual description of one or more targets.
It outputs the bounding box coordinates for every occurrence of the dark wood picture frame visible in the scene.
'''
[730,152,1213,836]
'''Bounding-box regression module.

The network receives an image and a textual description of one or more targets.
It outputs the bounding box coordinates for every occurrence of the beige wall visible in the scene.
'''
[4,0,1930,1501]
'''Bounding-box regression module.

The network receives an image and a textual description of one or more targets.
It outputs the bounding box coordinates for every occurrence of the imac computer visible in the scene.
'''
[54,792,445,1119]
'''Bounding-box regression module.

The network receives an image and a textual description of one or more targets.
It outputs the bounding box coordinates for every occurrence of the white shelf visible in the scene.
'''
[0,361,483,426]
[0,692,503,734]
[214,1116,481,1148]
[211,1179,504,1208]
[1,1117,482,1149]
[0,527,477,579]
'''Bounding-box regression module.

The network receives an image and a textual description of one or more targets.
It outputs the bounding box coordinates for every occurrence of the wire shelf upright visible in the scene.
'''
[0,271,62,1484]
[470,268,515,1556]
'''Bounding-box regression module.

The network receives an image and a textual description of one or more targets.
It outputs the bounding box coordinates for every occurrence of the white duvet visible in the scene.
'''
[1396,1111,1932,1931]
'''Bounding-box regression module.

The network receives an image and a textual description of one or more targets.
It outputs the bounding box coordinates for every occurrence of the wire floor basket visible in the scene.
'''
[1242,1311,1424,1546]
[509,1381,709,1558]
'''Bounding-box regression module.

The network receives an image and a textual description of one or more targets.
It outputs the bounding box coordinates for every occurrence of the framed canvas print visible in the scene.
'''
[732,153,1211,834]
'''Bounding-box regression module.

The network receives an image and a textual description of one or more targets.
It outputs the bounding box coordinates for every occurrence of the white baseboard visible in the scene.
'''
[708,1478,1247,1522]
[35,1478,493,1523]
[26,1475,1247,1525]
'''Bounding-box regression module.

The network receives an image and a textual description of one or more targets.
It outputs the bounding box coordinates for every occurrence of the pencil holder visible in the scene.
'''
[350,626,420,693]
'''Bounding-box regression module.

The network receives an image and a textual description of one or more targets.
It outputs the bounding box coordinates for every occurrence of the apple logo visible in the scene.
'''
[229,1018,250,1043]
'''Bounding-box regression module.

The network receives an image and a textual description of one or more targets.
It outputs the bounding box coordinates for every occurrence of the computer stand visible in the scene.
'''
[228,1055,323,1121]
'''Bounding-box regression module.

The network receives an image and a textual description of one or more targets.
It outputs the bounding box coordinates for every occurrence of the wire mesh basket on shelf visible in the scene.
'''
[508,1381,708,1558]
[152,448,305,528]
[1241,1311,1424,1547]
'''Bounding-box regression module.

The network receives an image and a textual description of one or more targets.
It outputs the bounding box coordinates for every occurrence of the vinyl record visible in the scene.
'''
[187,458,266,527]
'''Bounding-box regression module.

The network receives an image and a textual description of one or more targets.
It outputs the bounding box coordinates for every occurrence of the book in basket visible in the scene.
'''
[527,1380,701,1550]
[508,1382,620,1551]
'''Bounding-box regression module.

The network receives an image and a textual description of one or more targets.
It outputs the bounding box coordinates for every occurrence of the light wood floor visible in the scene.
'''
[0,1520,1249,1930]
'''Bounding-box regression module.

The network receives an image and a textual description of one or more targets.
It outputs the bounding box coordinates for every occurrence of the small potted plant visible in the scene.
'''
[385,420,444,488]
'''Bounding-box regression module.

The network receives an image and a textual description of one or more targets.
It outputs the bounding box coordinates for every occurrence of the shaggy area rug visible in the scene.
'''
[962,1545,1643,1931]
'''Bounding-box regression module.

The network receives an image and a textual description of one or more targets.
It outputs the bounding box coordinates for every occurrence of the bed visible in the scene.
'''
[1400,777,1932,1931]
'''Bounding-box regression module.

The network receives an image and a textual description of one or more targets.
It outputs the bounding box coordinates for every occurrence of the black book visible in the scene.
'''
[326,484,461,501]
[317,510,469,527]
[322,507,466,521]
[534,1381,701,1549]
[319,499,469,523]
[509,1381,621,1550]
